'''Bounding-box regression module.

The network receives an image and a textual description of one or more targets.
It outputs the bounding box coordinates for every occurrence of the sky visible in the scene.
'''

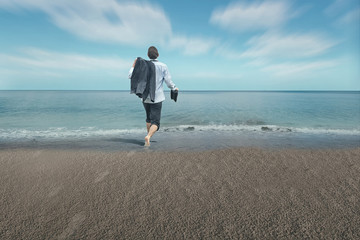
[0,0,359,90]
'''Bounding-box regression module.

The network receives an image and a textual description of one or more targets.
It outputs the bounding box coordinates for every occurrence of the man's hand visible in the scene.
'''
[132,58,137,68]
[175,88,179,91]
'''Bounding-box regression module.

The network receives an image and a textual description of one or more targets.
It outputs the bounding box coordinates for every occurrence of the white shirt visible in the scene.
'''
[128,59,176,103]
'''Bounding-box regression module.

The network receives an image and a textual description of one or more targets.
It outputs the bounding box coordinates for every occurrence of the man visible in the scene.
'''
[128,46,178,146]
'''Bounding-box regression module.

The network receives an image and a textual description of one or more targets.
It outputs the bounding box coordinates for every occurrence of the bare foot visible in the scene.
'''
[144,136,150,146]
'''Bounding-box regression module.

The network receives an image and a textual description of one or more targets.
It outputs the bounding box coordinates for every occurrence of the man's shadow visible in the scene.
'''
[108,138,157,146]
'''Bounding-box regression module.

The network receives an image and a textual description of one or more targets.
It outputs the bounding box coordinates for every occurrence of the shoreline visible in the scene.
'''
[1,147,359,239]
[1,130,360,151]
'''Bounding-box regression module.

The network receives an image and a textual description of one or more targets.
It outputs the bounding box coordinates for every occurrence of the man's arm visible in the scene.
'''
[163,66,178,91]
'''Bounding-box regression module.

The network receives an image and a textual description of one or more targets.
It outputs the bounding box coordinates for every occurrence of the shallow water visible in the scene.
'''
[0,90,359,150]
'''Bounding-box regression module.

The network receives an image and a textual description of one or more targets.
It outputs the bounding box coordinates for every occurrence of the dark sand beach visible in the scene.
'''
[1,147,359,239]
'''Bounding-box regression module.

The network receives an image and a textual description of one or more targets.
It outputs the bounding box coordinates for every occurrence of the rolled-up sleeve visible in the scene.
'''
[163,66,176,90]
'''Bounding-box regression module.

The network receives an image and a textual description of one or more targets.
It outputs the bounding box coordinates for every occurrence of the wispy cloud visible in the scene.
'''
[177,71,242,80]
[210,1,293,32]
[0,0,171,46]
[337,7,360,24]
[217,32,337,60]
[210,1,339,59]
[168,36,218,56]
[0,0,216,55]
[209,0,343,81]
[242,32,337,59]
[261,60,339,77]
[325,0,353,16]
[325,0,360,26]
[0,48,132,71]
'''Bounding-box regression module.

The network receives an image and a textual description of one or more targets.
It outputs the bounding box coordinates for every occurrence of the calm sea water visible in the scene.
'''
[0,91,359,150]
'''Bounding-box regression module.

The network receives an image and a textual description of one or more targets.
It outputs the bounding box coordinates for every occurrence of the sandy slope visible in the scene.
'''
[0,148,359,239]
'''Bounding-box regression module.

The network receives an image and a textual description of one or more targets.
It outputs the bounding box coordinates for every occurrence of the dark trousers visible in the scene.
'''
[143,102,162,130]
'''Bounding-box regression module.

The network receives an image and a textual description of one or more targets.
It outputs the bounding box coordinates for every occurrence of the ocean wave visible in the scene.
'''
[0,127,144,141]
[0,125,359,141]
[162,124,360,135]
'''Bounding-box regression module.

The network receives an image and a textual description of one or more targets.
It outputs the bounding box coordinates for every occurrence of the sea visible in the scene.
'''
[0,90,359,151]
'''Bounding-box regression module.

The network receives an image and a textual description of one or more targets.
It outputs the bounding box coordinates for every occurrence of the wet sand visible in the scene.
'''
[0,148,359,239]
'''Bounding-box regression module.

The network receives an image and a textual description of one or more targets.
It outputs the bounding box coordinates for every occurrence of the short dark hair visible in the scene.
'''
[148,46,159,59]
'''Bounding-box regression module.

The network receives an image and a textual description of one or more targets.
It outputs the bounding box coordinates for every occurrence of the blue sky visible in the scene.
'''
[0,0,359,90]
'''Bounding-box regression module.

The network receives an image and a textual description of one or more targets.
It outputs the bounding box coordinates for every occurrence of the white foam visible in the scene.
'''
[163,124,360,135]
[0,124,359,141]
[0,127,144,140]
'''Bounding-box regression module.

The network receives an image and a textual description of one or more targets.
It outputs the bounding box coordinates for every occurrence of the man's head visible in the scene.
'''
[148,46,159,60]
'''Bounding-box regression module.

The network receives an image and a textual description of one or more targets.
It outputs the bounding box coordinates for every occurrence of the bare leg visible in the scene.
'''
[146,122,151,133]
[145,124,158,146]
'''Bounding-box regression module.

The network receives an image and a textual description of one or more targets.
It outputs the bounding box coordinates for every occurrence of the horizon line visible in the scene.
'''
[0,89,359,92]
